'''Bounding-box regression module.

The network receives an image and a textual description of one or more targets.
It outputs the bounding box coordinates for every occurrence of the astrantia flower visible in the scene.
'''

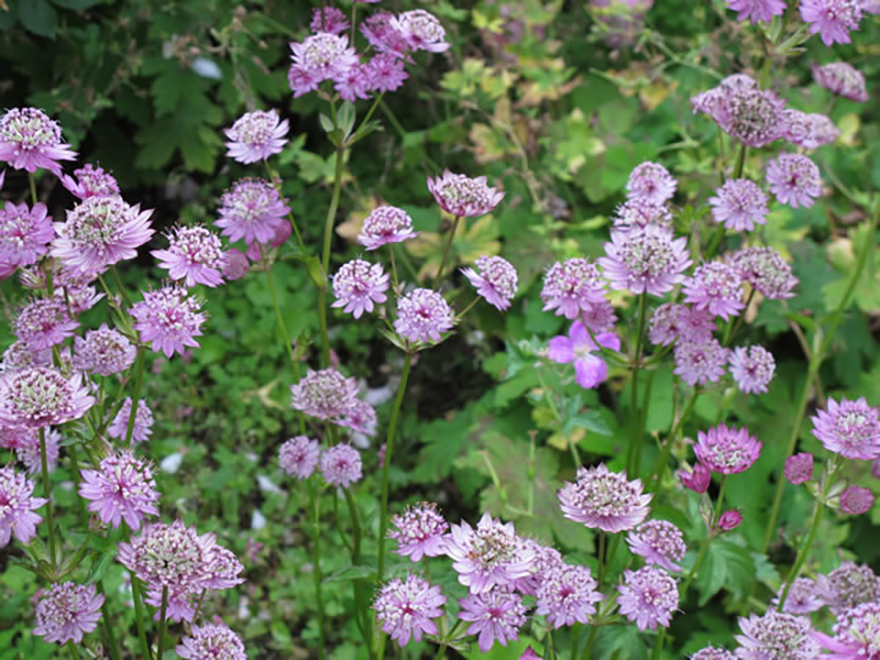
[200,546,245,591]
[13,297,79,350]
[717,510,743,531]
[338,399,377,437]
[599,226,692,297]
[816,602,880,658]
[813,62,869,102]
[692,647,737,660]
[118,519,214,589]
[0,340,52,373]
[73,324,137,376]
[515,540,564,596]
[391,10,450,53]
[548,321,620,389]
[0,367,94,429]
[291,368,359,421]
[674,339,730,387]
[32,583,104,645]
[683,262,744,320]
[679,463,711,494]
[541,258,607,320]
[427,170,504,217]
[726,0,787,22]
[612,198,673,231]
[319,444,362,488]
[131,286,206,358]
[79,450,160,530]
[152,225,225,288]
[462,255,518,311]
[359,205,417,250]
[840,485,874,515]
[222,249,249,281]
[648,304,714,346]
[374,574,446,647]
[766,154,823,209]
[0,201,53,268]
[692,74,758,118]
[812,397,880,461]
[459,588,528,652]
[626,520,687,572]
[310,7,350,34]
[558,463,652,533]
[288,33,358,97]
[176,624,246,660]
[729,345,776,394]
[709,179,769,232]
[536,563,603,629]
[801,0,863,46]
[695,424,761,475]
[773,578,823,614]
[626,162,677,204]
[732,247,798,299]
[332,259,389,319]
[52,195,154,273]
[581,299,618,334]
[334,63,372,102]
[816,562,880,614]
[14,428,60,474]
[785,453,814,485]
[734,611,819,659]
[108,397,154,445]
[0,107,76,174]
[0,466,46,547]
[367,53,408,93]
[278,436,320,481]
[394,288,455,344]
[617,567,679,631]
[445,512,536,594]
[361,12,411,57]
[216,179,289,245]
[60,164,120,200]
[784,110,840,150]
[389,502,450,562]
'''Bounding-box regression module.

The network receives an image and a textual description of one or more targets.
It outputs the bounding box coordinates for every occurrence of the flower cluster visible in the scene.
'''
[32,582,104,645]
[290,368,375,438]
[130,285,207,358]
[79,450,160,530]
[558,464,652,533]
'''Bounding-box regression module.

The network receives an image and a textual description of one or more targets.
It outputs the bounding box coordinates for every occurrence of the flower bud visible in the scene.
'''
[840,486,875,515]
[717,510,743,531]
[785,453,814,485]
[679,463,711,494]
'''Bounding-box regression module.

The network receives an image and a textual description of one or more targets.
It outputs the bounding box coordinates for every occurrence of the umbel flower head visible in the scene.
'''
[394,288,455,344]
[427,170,504,217]
[391,10,451,53]
[729,345,776,394]
[108,397,154,444]
[224,110,289,164]
[358,205,418,250]
[612,198,673,232]
[361,12,410,56]
[0,465,46,548]
[784,110,840,150]
[13,427,60,474]
[548,321,620,389]
[117,519,215,589]
[60,163,120,200]
[535,563,603,629]
[626,162,677,204]
[674,339,730,387]
[514,539,563,596]
[445,512,536,594]
[708,179,769,232]
[459,588,527,653]
[734,611,820,659]
[310,7,350,34]
[0,366,95,429]
[73,324,137,376]
[617,566,679,631]
[462,255,518,311]
[815,562,880,614]
[840,485,875,515]
[374,573,446,648]
[732,246,798,300]
[32,582,104,645]
[288,32,358,97]
[332,259,390,319]
[152,225,226,288]
[52,195,155,273]
[692,647,737,660]
[773,577,823,615]
[626,520,687,572]
[319,444,363,488]
[338,398,377,437]
[291,368,360,421]
[0,107,77,174]
[389,502,450,562]
[79,450,160,530]
[599,226,691,297]
[558,463,652,533]
[815,602,880,658]
[216,178,290,245]
[812,397,880,461]
[1,340,52,372]
[785,453,815,486]
[725,0,786,23]
[766,154,823,209]
[695,424,761,474]
[813,62,869,102]
[541,258,607,320]
[0,201,53,269]
[13,297,79,351]
[800,0,864,46]
[279,436,320,481]
[176,624,247,660]
[131,285,206,358]
[648,304,714,347]
[683,261,744,320]
[701,83,788,148]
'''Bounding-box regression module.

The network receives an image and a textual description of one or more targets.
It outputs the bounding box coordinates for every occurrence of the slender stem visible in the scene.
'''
[456,296,481,320]
[358,92,385,131]
[130,572,152,660]
[651,629,666,660]
[100,603,122,660]
[38,428,57,573]
[265,266,296,366]
[388,244,399,291]
[705,223,726,260]
[732,143,747,180]
[650,390,700,489]
[627,293,648,477]
[110,265,132,308]
[318,146,346,366]
[433,215,462,289]
[344,488,371,641]
[125,348,146,447]
[350,1,357,43]
[309,481,327,658]
[66,641,82,660]
[724,288,756,346]
[157,586,168,658]
[680,476,727,597]
[377,352,414,582]
[597,531,607,588]
[28,173,38,206]
[264,160,306,251]
[581,626,599,660]
[777,501,825,611]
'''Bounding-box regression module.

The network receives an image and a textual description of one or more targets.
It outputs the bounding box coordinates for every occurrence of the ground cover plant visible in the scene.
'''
[1,0,880,658]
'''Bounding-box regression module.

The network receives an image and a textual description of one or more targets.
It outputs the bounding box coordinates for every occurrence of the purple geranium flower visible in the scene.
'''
[547,321,620,389]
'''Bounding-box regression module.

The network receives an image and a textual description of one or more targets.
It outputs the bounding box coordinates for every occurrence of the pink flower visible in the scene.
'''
[716,510,743,531]
[33,583,104,645]
[815,602,880,658]
[0,201,53,269]
[784,110,840,150]
[648,304,714,347]
[617,566,679,631]
[735,611,819,659]
[773,578,823,614]
[14,428,60,475]
[813,62,869,102]
[461,255,518,311]
[338,399,377,436]
[73,324,137,376]
[766,154,823,209]
[177,624,246,659]
[726,0,787,23]
[391,10,450,53]
[389,502,450,562]
[612,198,672,232]
[216,178,289,245]
[374,574,446,647]
[279,436,320,481]
[729,345,776,394]
[840,485,874,515]
[361,12,411,57]
[331,259,389,319]
[674,339,730,387]
[394,288,455,344]
[310,7,350,35]
[79,450,160,530]
[708,179,769,232]
[815,562,880,614]
[0,108,76,175]
[222,249,250,280]
[0,466,46,547]
[0,367,94,429]
[536,563,603,628]
[811,397,880,461]
[732,246,798,300]
[692,647,736,660]
[107,398,154,445]
[558,463,652,533]
[599,226,691,297]
[118,520,214,591]
[358,205,418,250]
[541,258,607,320]
[367,53,408,93]
[548,321,620,389]
[801,0,863,46]
[288,33,358,97]
[290,368,360,421]
[13,297,79,350]
[683,261,744,321]
[785,453,814,485]
[131,285,207,358]
[152,225,226,288]
[626,520,687,572]
[695,423,761,474]
[60,164,120,199]
[334,63,372,102]
[319,444,362,488]
[427,170,504,217]
[459,588,527,652]
[679,463,711,494]
[626,162,677,204]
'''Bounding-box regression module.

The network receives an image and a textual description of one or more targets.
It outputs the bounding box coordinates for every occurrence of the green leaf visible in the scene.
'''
[595,625,648,660]
[323,565,376,584]
[19,0,57,38]
[51,0,103,9]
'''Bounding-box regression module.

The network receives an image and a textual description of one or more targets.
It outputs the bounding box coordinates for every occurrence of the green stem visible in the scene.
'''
[627,293,648,477]
[597,531,607,588]
[680,476,727,597]
[732,143,747,180]
[309,482,327,659]
[705,223,727,260]
[650,390,700,490]
[38,428,57,573]
[66,641,81,660]
[345,488,371,642]
[28,173,38,206]
[264,160,306,251]
[581,626,599,660]
[724,288,756,346]
[358,92,385,131]
[110,265,132,308]
[388,244,399,291]
[777,501,825,611]
[433,215,462,289]
[157,586,168,658]
[318,145,346,367]
[651,629,666,660]
[130,572,152,660]
[125,348,146,447]
[377,352,413,583]
[265,266,295,366]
